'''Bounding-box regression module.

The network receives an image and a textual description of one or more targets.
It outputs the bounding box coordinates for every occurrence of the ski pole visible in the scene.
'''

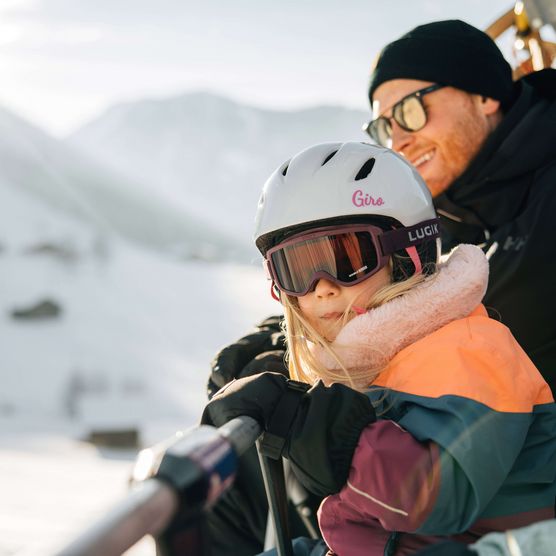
[55,416,261,556]
[284,462,319,540]
[257,441,294,556]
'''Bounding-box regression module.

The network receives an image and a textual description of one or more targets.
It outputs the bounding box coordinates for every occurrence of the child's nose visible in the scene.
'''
[314,278,340,298]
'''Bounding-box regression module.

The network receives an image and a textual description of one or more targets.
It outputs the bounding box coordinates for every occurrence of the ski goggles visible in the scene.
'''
[265,219,440,297]
[363,84,445,147]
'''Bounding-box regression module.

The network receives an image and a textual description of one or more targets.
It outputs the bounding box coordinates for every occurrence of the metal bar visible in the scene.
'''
[220,415,262,456]
[485,8,514,38]
[55,479,178,556]
[54,416,262,556]
[524,0,556,27]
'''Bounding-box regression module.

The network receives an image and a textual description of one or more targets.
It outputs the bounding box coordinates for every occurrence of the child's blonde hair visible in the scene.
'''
[282,264,431,391]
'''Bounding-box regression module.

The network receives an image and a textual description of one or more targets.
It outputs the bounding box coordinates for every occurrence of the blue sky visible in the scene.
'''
[0,0,516,136]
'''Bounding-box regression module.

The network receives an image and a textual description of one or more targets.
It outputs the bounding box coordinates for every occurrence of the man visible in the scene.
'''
[364,20,556,382]
[204,19,556,555]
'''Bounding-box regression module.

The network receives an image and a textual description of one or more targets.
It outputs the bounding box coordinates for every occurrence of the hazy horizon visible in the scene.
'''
[0,0,516,137]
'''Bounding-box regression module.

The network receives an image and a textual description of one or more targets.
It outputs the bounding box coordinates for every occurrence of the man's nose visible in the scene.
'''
[390,120,413,153]
[314,278,340,298]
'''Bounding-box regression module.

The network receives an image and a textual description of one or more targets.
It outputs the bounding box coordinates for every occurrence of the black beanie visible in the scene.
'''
[368,20,515,110]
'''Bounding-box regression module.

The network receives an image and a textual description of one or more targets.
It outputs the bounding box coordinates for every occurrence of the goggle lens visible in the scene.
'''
[269,229,382,296]
[265,219,441,298]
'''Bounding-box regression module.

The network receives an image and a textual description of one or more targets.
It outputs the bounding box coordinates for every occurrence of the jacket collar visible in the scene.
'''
[435,77,556,235]
[313,245,489,387]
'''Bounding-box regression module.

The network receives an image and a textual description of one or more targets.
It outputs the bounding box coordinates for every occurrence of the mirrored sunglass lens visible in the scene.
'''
[397,95,427,131]
[376,118,392,147]
[368,118,391,147]
[270,232,380,294]
[366,120,379,142]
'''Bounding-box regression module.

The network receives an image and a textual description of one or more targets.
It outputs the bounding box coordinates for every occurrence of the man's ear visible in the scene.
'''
[480,96,501,116]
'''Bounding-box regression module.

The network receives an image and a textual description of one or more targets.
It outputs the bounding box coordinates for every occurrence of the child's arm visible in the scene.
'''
[319,406,532,538]
[319,419,441,534]
[319,412,505,539]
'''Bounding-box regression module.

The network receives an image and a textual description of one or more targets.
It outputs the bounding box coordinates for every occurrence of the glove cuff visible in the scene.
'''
[330,398,376,488]
[259,380,309,459]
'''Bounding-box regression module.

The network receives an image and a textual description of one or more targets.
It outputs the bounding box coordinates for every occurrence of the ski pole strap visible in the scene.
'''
[260,380,310,460]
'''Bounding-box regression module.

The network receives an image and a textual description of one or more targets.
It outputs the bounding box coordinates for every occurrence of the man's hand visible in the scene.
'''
[202,372,376,497]
[208,316,287,398]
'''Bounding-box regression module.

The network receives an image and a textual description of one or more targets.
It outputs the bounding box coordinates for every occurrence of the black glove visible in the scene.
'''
[208,315,287,399]
[202,372,376,497]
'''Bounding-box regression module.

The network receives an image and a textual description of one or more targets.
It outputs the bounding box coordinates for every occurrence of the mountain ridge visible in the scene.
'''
[0,99,246,260]
[68,90,370,245]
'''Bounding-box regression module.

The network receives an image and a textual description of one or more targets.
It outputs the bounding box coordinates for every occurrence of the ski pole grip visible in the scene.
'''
[220,415,263,456]
[149,416,262,513]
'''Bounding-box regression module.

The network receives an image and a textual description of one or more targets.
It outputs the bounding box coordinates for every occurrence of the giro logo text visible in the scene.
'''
[408,223,439,242]
[352,190,384,207]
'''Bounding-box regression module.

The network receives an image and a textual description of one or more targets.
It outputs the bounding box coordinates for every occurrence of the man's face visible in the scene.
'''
[372,79,497,197]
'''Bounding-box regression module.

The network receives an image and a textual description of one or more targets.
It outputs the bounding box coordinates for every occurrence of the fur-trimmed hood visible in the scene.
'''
[313,244,489,381]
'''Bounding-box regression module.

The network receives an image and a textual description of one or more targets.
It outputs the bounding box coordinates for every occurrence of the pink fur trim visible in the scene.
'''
[314,244,489,373]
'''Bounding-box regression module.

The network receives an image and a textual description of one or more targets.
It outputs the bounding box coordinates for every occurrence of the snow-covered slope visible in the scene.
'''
[0,95,367,554]
[0,429,154,555]
[0,174,277,432]
[0,104,282,555]
[68,92,369,242]
[0,105,247,261]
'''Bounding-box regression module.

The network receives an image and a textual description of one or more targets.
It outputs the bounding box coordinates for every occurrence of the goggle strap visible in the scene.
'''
[264,259,272,280]
[270,282,281,302]
[405,246,422,274]
[379,218,441,255]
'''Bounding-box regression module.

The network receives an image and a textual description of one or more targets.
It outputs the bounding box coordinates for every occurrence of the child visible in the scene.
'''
[202,142,556,556]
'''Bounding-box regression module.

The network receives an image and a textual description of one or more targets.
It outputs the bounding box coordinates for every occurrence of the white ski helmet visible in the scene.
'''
[254,141,440,280]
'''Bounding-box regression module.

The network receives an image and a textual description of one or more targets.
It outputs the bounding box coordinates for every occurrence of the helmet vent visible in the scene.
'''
[322,150,338,166]
[354,157,376,181]
[281,164,289,176]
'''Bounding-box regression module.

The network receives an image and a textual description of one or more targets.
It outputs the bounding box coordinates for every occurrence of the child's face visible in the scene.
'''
[297,266,391,342]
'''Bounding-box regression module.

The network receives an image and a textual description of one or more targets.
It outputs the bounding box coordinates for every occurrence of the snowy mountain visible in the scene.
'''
[0,95,368,553]
[0,105,247,261]
[0,179,279,555]
[0,91,370,447]
[0,168,278,556]
[0,99,282,431]
[68,91,369,243]
[0,171,277,429]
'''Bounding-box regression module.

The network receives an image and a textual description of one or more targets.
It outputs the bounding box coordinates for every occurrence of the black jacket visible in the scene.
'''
[435,69,556,391]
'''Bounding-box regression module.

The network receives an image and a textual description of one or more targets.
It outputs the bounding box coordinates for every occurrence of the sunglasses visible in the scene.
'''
[265,220,440,297]
[363,84,445,147]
